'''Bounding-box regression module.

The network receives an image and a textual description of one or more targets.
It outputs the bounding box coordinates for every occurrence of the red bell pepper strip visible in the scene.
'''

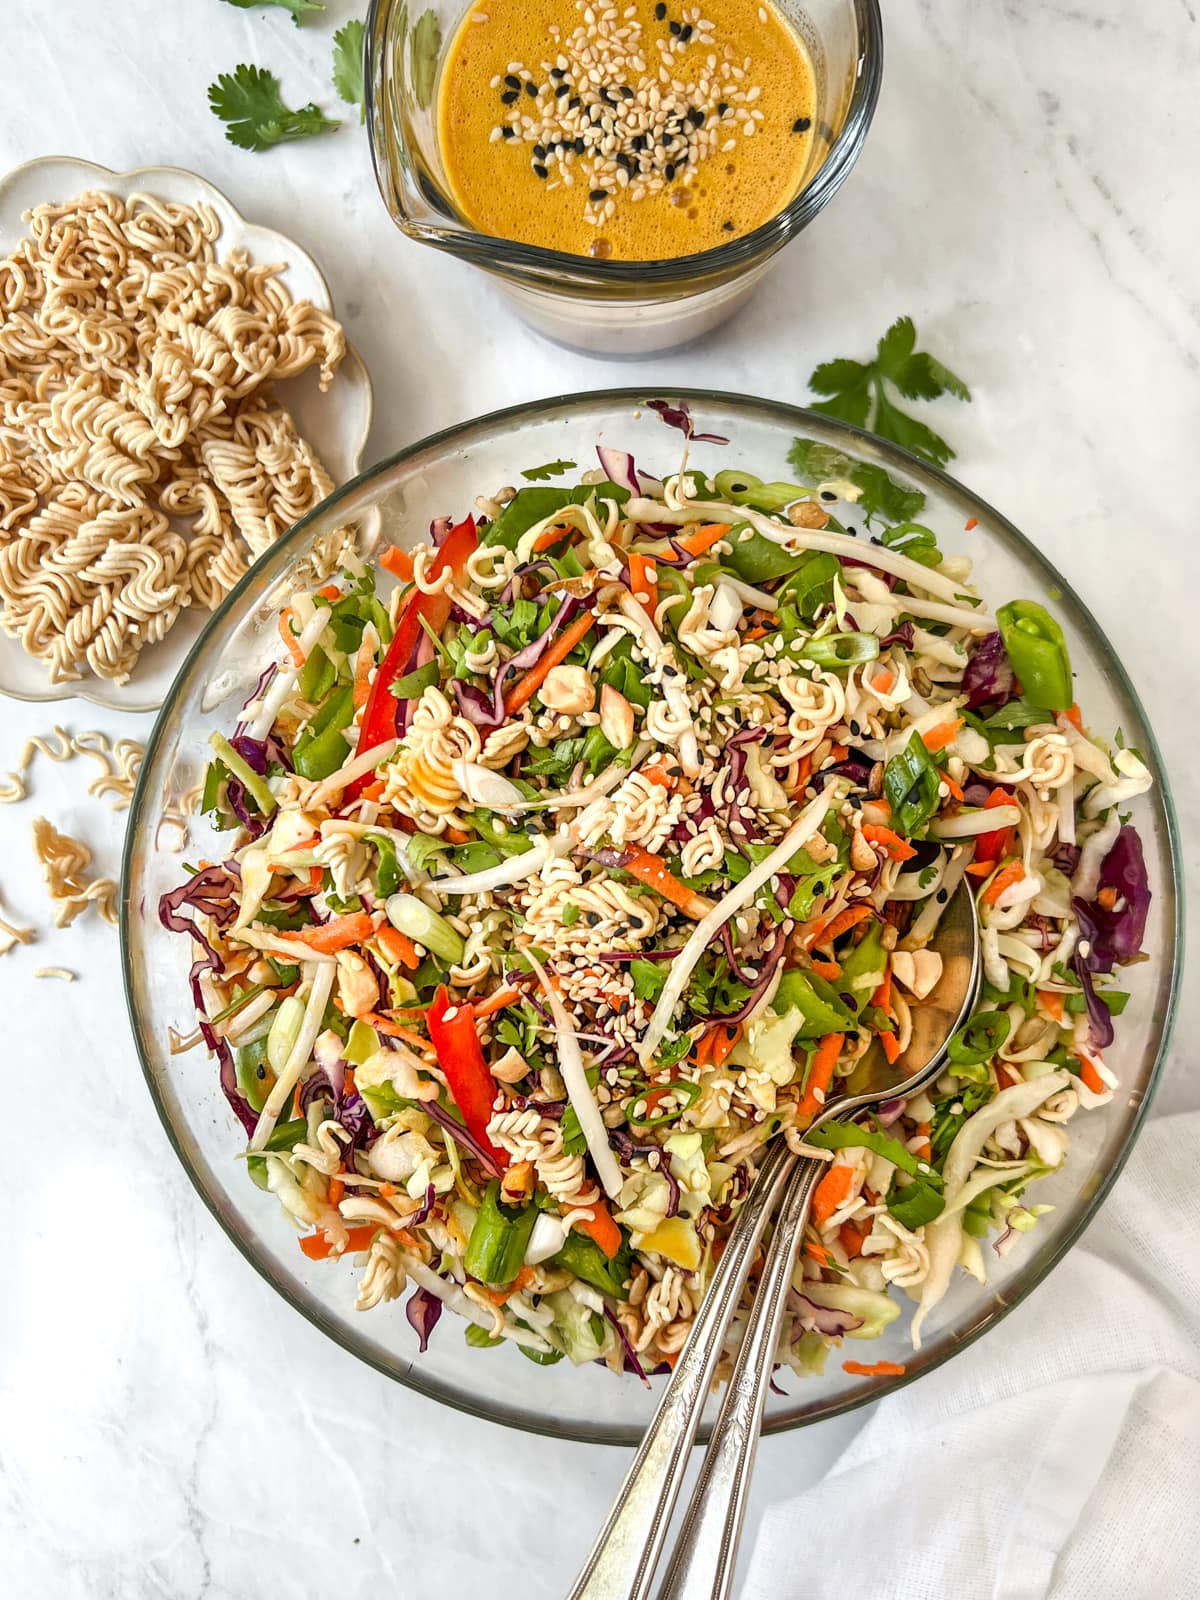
[348,515,479,794]
[427,985,508,1169]
[974,786,1016,865]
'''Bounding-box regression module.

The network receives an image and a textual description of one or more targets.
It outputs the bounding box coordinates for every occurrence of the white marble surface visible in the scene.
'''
[0,1,1197,1596]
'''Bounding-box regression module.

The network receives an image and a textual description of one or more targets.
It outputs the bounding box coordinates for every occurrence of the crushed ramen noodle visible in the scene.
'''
[0,189,347,683]
[31,816,118,928]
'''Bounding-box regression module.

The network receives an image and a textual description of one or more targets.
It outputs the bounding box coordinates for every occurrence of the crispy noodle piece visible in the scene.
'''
[0,189,347,682]
[31,816,118,928]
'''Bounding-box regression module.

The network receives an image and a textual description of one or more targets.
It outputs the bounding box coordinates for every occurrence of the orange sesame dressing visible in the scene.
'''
[437,0,817,260]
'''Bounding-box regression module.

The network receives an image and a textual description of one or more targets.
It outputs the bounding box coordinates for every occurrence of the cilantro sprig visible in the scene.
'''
[332,20,366,121]
[807,316,971,468]
[522,459,577,482]
[221,0,326,21]
[209,63,341,150]
[787,439,926,525]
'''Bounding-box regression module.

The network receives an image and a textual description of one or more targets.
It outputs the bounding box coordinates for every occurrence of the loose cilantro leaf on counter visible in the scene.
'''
[332,20,367,120]
[209,64,340,151]
[805,315,971,468]
[221,0,326,22]
[522,459,578,481]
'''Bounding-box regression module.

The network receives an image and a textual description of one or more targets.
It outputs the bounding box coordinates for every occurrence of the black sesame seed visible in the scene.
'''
[550,67,565,80]
[663,163,675,180]
[846,526,859,538]
[620,84,634,99]
[655,1,666,16]
[669,19,681,35]
[555,82,570,97]
[568,95,581,109]
[936,888,949,905]
[504,74,521,90]
[589,188,608,201]
[585,911,601,927]
[717,101,729,115]
[617,152,634,171]
[501,126,515,139]
[680,22,693,40]
[688,106,705,126]
[574,135,586,153]
[662,131,674,147]
[792,115,812,133]
[534,143,546,158]
[525,80,539,97]
[533,163,549,179]
[500,90,518,104]
[820,489,836,502]
[849,720,861,737]
[632,133,647,151]
[730,481,747,491]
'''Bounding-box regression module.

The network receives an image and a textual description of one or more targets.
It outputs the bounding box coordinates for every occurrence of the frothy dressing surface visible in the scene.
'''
[437,0,817,261]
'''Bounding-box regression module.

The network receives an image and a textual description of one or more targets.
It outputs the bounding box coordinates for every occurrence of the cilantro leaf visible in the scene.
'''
[332,20,366,121]
[221,0,325,22]
[209,64,340,151]
[410,9,442,109]
[522,459,578,481]
[630,959,669,1003]
[787,439,926,525]
[804,315,971,467]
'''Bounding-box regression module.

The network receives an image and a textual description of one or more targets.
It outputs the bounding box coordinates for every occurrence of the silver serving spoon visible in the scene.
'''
[569,881,981,1600]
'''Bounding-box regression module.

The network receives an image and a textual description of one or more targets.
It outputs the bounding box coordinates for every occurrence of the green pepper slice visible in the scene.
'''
[463,1180,539,1287]
[947,1008,1013,1065]
[771,967,856,1037]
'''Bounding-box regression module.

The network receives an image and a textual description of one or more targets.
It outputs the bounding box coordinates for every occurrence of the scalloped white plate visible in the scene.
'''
[0,156,374,712]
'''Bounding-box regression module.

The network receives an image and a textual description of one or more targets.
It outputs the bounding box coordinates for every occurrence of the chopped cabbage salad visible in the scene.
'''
[163,429,1153,1381]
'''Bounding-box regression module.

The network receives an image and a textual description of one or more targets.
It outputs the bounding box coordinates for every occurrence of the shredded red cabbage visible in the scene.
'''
[962,631,1015,710]
[790,1291,864,1338]
[1073,826,1150,973]
[646,399,730,445]
[603,1304,650,1385]
[406,1286,443,1353]
[420,1097,504,1177]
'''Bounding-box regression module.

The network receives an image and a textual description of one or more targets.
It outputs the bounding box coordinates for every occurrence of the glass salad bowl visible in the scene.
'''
[365,0,883,354]
[121,392,1182,1444]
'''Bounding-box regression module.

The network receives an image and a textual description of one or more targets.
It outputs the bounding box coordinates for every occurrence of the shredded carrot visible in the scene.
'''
[862,824,917,863]
[378,1182,396,1198]
[376,924,421,970]
[870,967,892,1013]
[317,584,342,601]
[965,861,993,878]
[843,1359,907,1377]
[839,1218,870,1259]
[809,956,842,981]
[287,910,376,954]
[797,1032,845,1119]
[327,1177,345,1206]
[299,1224,380,1260]
[640,757,677,790]
[307,865,323,892]
[267,834,321,870]
[941,774,965,802]
[628,550,658,620]
[828,742,849,762]
[1078,1056,1106,1095]
[995,1062,1021,1090]
[912,1120,932,1160]
[352,637,374,710]
[472,984,523,1019]
[379,546,415,582]
[532,523,572,553]
[278,609,305,667]
[808,903,874,950]
[344,1067,356,1096]
[484,1265,535,1305]
[675,521,731,557]
[362,1014,434,1053]
[982,860,1025,906]
[804,1241,831,1266]
[792,751,814,791]
[1097,885,1119,911]
[623,845,713,920]
[1064,703,1083,731]
[360,779,386,802]
[921,717,962,753]
[871,666,895,695]
[879,1030,902,1064]
[964,516,979,532]
[506,610,596,712]
[1038,989,1065,1023]
[812,1162,855,1227]
[707,1022,741,1069]
[576,1199,623,1259]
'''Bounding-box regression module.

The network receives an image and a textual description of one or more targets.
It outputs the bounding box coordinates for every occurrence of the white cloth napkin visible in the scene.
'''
[743,1110,1200,1600]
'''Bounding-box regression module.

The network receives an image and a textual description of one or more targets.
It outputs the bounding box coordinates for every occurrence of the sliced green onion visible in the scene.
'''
[797,632,880,668]
[266,995,306,1075]
[882,732,942,838]
[385,893,465,965]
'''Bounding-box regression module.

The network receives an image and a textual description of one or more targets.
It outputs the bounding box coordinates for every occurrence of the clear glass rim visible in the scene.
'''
[121,387,1184,1445]
[365,0,885,289]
